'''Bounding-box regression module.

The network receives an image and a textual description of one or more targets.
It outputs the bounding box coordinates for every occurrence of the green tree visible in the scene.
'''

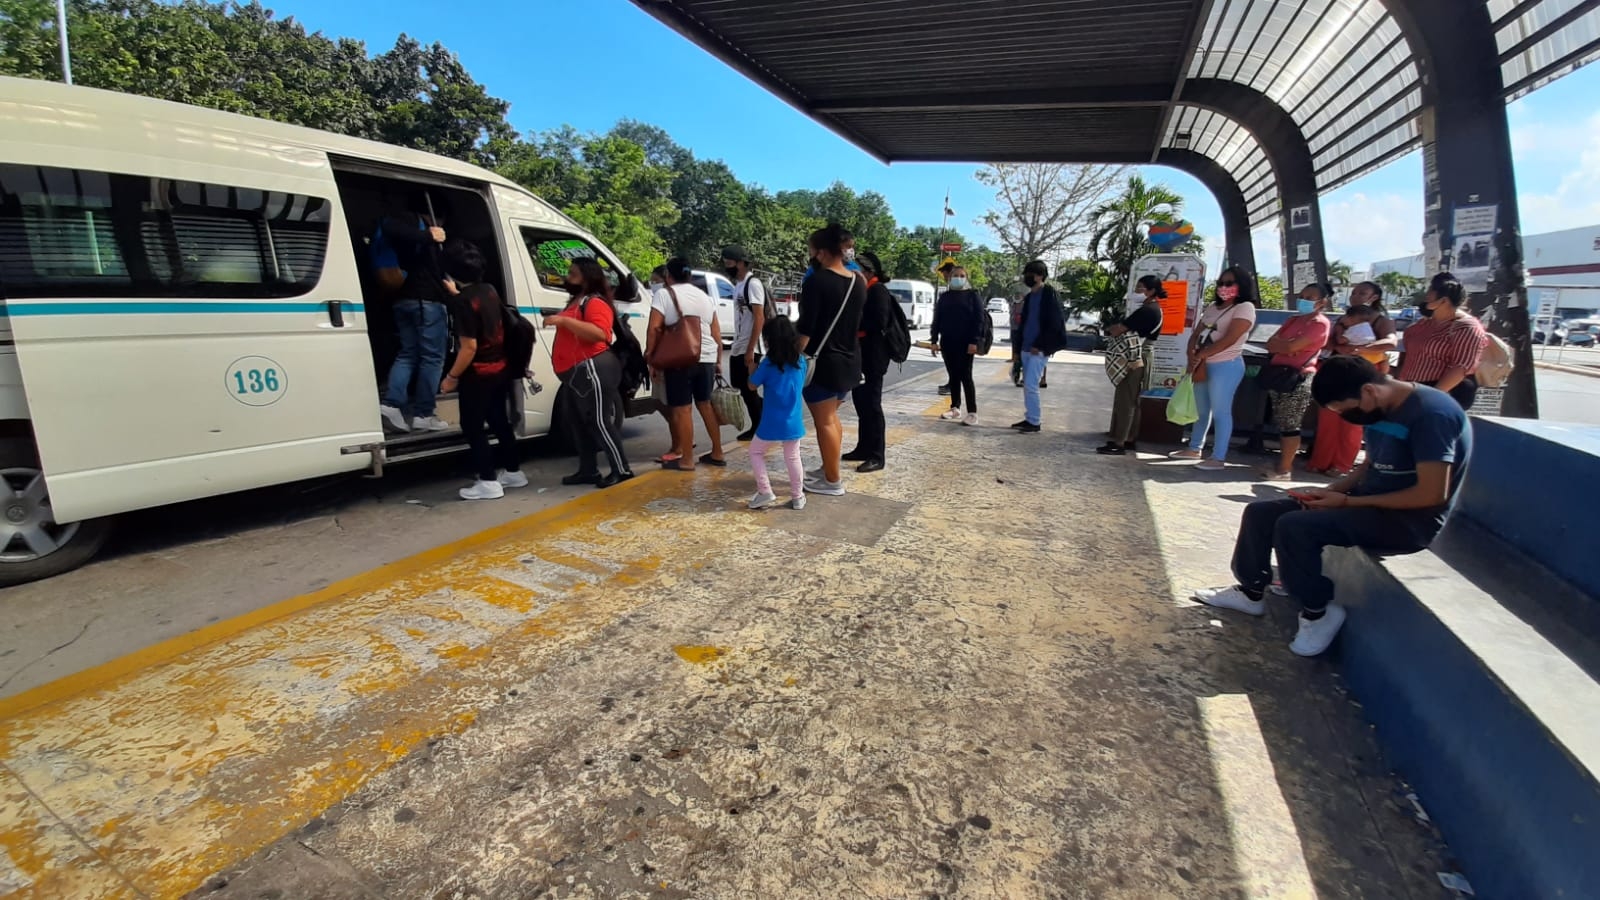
[1328,259,1354,287]
[1375,271,1424,305]
[776,182,898,251]
[1055,258,1123,321]
[1087,175,1188,309]
[1257,274,1288,310]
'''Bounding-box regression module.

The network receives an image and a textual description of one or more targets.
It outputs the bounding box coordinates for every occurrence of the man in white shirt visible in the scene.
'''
[723,244,767,442]
[649,258,726,470]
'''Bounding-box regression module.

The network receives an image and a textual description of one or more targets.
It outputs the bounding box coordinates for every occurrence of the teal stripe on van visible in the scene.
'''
[0,301,365,317]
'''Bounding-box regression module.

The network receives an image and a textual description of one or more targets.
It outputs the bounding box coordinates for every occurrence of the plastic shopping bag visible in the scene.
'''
[1167,373,1199,426]
[711,376,748,431]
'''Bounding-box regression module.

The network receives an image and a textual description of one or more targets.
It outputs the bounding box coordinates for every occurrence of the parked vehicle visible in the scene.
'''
[1533,315,1567,345]
[1564,319,1600,347]
[0,76,657,584]
[887,279,936,328]
[987,297,1008,315]
[689,269,737,345]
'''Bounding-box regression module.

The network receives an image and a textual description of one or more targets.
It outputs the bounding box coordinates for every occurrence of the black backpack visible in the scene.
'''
[584,298,649,397]
[973,295,995,356]
[502,303,537,378]
[881,290,913,364]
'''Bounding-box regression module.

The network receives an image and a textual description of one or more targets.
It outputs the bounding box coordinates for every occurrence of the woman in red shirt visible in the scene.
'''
[548,258,634,488]
[1398,272,1488,410]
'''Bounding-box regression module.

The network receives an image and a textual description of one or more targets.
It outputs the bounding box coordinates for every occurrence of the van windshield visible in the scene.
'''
[889,288,912,304]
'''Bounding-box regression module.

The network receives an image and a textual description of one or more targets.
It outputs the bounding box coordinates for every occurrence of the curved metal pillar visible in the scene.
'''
[1385,0,1537,418]
[1156,148,1257,274]
[1181,79,1326,297]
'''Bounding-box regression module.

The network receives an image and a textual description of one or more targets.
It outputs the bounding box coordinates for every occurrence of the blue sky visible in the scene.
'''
[262,0,1600,276]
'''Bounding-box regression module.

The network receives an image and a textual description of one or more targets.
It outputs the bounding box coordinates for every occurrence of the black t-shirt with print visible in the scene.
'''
[455,283,506,377]
[797,269,865,392]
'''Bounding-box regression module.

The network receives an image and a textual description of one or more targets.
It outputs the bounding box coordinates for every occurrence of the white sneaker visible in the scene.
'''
[749,490,777,510]
[497,470,529,489]
[1290,604,1347,657]
[791,495,806,510]
[1192,585,1266,616]
[963,413,978,426]
[459,479,505,501]
[940,408,964,421]
[414,415,452,432]
[1260,469,1294,482]
[379,405,410,433]
[1196,458,1228,471]
[803,476,846,497]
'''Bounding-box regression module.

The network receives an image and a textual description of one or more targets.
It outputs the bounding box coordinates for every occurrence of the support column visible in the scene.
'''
[1157,148,1257,274]
[1181,80,1327,297]
[1389,0,1537,418]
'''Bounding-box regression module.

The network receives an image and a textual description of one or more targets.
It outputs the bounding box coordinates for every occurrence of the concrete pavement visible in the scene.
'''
[1,357,1454,899]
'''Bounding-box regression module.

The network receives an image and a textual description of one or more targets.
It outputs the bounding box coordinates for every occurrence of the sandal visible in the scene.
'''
[662,460,694,472]
[655,453,682,465]
[699,453,727,467]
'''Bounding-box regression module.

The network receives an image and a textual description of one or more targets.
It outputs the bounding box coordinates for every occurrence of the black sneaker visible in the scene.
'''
[1010,419,1030,429]
[562,471,601,486]
[841,449,869,462]
[1016,422,1042,434]
[1096,443,1125,455]
[1039,381,1049,389]
[856,459,885,473]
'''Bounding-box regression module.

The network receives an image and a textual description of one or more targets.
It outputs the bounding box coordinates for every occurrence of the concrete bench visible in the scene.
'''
[1325,418,1600,899]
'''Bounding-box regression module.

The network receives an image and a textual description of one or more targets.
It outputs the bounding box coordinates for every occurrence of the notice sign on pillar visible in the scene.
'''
[1129,253,1206,399]
[1290,206,1313,229]
[1451,204,1498,292]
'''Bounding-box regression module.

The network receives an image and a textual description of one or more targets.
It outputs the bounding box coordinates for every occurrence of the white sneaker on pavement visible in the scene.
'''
[1196,458,1228,471]
[1192,585,1266,616]
[497,470,529,489]
[1290,604,1348,657]
[1260,469,1294,482]
[940,408,964,421]
[963,413,978,426]
[459,479,505,501]
[379,405,410,433]
[791,495,806,510]
[749,490,777,510]
[414,415,452,432]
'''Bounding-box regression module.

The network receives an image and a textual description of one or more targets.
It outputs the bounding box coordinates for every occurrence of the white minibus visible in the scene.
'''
[886,279,935,328]
[0,77,654,584]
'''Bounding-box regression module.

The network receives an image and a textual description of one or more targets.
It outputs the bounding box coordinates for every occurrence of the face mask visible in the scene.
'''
[844,249,856,263]
[1216,284,1239,302]
[723,266,740,281]
[564,280,583,297]
[1297,298,1317,313]
[949,277,969,290]
[648,281,663,291]
[1340,407,1386,426]
[1415,297,1433,311]
[1023,274,1039,288]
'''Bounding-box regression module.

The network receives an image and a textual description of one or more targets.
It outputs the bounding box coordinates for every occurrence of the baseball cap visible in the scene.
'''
[721,245,750,263]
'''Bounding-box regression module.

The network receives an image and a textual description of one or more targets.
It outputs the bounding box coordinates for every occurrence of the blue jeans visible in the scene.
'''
[1188,356,1245,460]
[1022,352,1048,425]
[1232,497,1437,612]
[386,300,448,417]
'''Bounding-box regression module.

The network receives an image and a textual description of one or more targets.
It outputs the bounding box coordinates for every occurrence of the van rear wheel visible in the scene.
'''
[0,439,113,586]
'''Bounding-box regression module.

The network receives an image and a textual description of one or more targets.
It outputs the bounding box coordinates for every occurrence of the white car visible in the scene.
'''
[689,269,737,344]
[987,298,1009,314]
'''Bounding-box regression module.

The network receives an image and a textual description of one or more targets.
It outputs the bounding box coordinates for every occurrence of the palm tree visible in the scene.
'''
[1088,175,1187,289]
[1375,270,1424,304]
[1328,259,1354,287]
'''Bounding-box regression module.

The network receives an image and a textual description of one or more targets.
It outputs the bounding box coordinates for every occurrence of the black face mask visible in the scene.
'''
[1415,298,1433,311]
[1340,407,1385,426]
[564,281,583,297]
[724,266,741,281]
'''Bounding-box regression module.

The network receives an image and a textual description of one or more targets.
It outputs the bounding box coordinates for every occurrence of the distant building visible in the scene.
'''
[1369,223,1600,317]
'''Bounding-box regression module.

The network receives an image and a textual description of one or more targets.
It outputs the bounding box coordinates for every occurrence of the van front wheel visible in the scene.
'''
[0,440,113,587]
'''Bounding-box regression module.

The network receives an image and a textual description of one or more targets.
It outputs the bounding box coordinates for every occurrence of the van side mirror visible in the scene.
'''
[616,273,640,303]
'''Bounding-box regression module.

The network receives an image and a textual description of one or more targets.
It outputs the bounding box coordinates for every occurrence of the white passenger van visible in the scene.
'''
[0,77,653,585]
[886,279,936,328]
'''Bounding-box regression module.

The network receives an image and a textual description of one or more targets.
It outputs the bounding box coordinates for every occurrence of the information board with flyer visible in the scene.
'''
[1127,254,1207,398]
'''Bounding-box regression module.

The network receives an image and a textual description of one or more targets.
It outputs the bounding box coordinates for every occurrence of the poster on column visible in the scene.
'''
[1128,253,1207,399]
[1451,204,1498,292]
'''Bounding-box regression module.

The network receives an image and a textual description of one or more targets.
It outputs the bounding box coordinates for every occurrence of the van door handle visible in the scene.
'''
[326,300,348,328]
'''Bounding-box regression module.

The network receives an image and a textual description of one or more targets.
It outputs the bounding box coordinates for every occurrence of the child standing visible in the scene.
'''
[748,317,808,510]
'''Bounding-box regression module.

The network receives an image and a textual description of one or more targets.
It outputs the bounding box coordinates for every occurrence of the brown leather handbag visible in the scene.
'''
[648,284,702,371]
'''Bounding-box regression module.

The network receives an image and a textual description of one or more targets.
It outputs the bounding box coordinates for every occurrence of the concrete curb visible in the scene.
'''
[1534,360,1600,379]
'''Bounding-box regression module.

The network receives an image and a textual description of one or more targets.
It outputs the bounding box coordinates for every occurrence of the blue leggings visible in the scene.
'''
[1188,356,1246,460]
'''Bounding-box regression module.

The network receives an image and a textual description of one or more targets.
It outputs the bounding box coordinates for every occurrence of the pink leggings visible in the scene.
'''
[748,437,804,497]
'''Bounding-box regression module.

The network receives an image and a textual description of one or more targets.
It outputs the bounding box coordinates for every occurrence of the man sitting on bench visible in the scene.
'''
[1192,356,1474,656]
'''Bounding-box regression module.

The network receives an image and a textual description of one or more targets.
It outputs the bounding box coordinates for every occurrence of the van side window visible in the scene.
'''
[0,164,329,299]
[518,228,618,293]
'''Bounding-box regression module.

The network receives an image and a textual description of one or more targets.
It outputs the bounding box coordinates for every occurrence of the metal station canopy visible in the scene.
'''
[632,0,1600,229]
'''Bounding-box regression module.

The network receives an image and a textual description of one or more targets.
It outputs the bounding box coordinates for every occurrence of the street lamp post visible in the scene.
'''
[56,0,73,85]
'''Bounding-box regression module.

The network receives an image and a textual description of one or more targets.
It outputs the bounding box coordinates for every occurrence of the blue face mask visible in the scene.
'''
[949,277,969,290]
[1297,298,1318,313]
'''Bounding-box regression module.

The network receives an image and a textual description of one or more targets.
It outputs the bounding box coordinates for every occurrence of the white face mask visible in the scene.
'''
[648,281,663,291]
[949,277,970,289]
[844,248,857,262]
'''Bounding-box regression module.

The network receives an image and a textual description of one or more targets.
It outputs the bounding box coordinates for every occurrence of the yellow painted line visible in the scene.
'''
[0,470,705,899]
[0,474,659,723]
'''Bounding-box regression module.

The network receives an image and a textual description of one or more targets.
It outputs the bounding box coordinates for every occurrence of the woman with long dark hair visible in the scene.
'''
[842,250,894,472]
[442,240,525,500]
[796,224,865,496]
[547,257,633,488]
[1098,274,1166,455]
[1397,272,1487,410]
[1170,265,1257,470]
